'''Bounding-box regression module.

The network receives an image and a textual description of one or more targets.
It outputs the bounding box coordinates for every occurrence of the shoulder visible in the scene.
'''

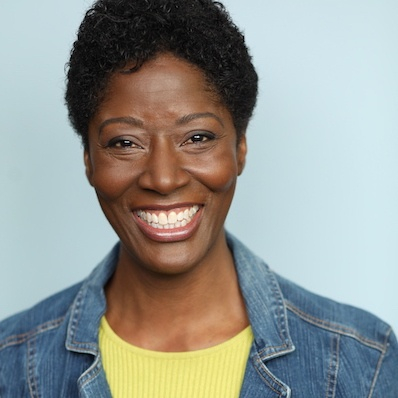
[0,282,82,347]
[0,282,83,393]
[276,273,394,349]
[0,243,119,346]
[276,274,398,394]
[228,231,394,345]
[229,232,393,348]
[0,281,98,397]
[229,231,393,345]
[228,232,397,393]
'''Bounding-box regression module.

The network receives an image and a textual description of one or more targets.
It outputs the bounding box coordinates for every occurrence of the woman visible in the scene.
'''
[0,0,397,397]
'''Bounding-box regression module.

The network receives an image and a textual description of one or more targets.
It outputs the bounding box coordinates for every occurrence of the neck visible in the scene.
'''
[104,239,249,352]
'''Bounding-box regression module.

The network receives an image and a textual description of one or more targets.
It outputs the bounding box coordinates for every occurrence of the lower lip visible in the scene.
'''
[133,208,202,243]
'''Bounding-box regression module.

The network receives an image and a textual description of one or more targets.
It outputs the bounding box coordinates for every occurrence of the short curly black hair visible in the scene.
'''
[65,0,258,148]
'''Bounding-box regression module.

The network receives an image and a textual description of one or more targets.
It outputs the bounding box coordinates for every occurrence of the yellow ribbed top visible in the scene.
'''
[99,316,253,398]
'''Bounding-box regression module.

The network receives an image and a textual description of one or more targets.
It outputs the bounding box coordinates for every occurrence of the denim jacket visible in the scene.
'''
[1,233,397,397]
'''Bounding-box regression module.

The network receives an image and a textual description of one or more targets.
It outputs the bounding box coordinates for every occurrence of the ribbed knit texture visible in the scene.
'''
[99,316,253,398]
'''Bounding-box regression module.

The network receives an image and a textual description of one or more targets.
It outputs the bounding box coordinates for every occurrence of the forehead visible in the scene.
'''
[94,53,228,124]
[122,55,206,93]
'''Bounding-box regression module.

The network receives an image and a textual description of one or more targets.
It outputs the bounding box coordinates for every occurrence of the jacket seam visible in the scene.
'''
[257,342,293,360]
[326,333,340,398]
[273,276,291,346]
[258,266,293,356]
[78,359,103,390]
[65,287,101,354]
[27,337,40,398]
[66,287,84,345]
[0,317,64,350]
[253,356,287,396]
[285,301,386,352]
[367,327,393,397]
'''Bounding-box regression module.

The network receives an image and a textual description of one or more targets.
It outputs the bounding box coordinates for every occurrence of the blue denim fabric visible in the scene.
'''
[1,233,397,397]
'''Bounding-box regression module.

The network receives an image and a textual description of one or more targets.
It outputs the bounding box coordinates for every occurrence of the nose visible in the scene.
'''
[137,138,190,195]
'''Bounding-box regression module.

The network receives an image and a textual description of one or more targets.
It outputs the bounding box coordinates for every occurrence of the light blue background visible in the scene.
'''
[1,1,397,333]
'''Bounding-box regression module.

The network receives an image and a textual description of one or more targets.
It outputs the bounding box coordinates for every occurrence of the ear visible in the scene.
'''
[237,134,247,176]
[84,149,94,186]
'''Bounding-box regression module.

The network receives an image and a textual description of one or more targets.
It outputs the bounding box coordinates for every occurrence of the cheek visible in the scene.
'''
[187,150,239,193]
[90,160,136,202]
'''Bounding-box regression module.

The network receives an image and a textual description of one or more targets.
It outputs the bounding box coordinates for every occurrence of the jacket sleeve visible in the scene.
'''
[370,328,398,397]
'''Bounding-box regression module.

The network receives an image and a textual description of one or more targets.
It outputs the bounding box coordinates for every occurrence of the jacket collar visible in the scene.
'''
[227,233,295,397]
[227,232,294,359]
[65,244,118,355]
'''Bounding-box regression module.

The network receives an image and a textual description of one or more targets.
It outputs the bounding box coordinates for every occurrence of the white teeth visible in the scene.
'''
[168,211,177,224]
[158,212,168,225]
[137,205,200,229]
[183,209,189,220]
[138,210,146,221]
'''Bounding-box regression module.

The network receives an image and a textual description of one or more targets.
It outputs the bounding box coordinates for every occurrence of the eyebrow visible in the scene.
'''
[98,112,224,134]
[176,112,224,127]
[99,116,144,134]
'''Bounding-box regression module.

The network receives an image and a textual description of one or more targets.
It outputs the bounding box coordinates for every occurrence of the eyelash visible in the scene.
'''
[106,131,215,150]
[107,138,140,149]
[183,132,215,145]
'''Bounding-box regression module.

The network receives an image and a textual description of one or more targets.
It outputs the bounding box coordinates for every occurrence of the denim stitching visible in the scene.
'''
[253,356,288,396]
[256,272,295,359]
[367,327,393,397]
[285,301,386,352]
[67,286,83,343]
[78,360,103,389]
[257,266,293,361]
[0,318,64,350]
[27,337,40,398]
[326,334,340,398]
[269,268,290,344]
[257,342,293,360]
[66,288,98,353]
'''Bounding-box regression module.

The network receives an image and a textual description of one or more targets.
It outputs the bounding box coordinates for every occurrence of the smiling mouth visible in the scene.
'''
[136,205,200,230]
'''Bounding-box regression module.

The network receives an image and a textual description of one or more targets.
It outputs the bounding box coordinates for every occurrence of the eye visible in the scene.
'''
[182,132,215,146]
[107,137,141,149]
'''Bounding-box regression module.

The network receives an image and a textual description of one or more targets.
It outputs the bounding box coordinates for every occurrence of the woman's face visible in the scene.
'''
[85,53,247,275]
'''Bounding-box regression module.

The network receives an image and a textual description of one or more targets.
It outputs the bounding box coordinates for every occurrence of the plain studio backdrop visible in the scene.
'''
[1,1,397,334]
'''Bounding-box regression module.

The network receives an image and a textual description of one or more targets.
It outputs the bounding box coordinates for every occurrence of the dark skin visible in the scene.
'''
[84,53,249,352]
